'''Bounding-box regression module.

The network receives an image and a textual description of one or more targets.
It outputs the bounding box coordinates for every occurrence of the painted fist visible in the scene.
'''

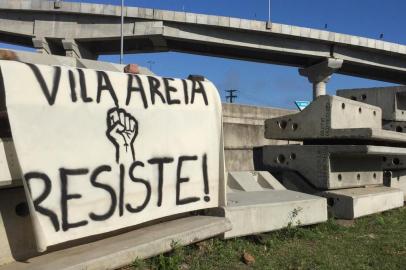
[106,108,138,162]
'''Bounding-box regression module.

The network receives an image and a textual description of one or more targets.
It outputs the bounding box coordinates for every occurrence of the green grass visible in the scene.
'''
[129,207,406,270]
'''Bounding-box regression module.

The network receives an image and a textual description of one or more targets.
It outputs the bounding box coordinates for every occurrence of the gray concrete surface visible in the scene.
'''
[261,144,406,189]
[271,170,405,218]
[0,139,21,189]
[227,171,285,192]
[209,171,327,238]
[264,95,406,143]
[383,120,406,133]
[0,216,231,270]
[336,86,406,134]
[337,86,406,122]
[384,170,406,200]
[2,1,406,83]
[274,170,319,194]
[321,186,404,219]
[219,190,327,238]
[222,103,294,171]
[381,155,406,170]
[0,188,39,266]
[263,94,406,219]
[0,48,154,75]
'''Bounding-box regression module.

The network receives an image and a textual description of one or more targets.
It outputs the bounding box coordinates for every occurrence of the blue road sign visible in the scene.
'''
[295,100,310,111]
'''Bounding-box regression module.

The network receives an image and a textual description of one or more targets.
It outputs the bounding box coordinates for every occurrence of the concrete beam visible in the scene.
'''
[264,95,406,144]
[383,120,406,133]
[321,186,403,219]
[337,86,406,122]
[0,215,231,269]
[216,190,327,238]
[222,103,295,171]
[272,170,403,219]
[209,171,327,238]
[261,144,406,189]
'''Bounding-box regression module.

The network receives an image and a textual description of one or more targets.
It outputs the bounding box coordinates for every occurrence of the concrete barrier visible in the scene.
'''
[0,102,295,266]
[222,103,295,171]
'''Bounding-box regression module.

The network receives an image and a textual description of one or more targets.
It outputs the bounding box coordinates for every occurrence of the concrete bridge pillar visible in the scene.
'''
[299,58,343,100]
[62,39,97,60]
[313,81,327,99]
[32,37,52,55]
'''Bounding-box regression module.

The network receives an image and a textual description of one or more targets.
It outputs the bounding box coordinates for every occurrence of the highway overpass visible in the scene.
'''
[0,0,405,97]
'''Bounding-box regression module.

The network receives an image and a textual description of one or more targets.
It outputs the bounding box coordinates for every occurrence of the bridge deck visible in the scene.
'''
[0,0,406,83]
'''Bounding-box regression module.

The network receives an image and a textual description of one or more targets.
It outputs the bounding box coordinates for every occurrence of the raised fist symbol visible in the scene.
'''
[106,108,138,163]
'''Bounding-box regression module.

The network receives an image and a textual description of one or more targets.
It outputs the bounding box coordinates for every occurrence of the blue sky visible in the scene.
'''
[2,0,406,108]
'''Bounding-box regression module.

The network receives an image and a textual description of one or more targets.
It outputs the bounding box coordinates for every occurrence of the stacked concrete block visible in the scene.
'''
[337,86,406,133]
[262,95,404,219]
[209,171,327,238]
[211,105,328,238]
[384,171,406,201]
[1,215,231,270]
[337,86,406,200]
[337,86,406,126]
[222,103,295,171]
[0,100,317,266]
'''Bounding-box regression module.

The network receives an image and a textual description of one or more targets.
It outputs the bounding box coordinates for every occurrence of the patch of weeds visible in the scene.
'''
[264,238,280,250]
[131,258,147,270]
[148,241,185,270]
[289,207,303,221]
[270,207,309,239]
[273,225,304,240]
[123,207,406,270]
[322,217,343,232]
[375,215,385,226]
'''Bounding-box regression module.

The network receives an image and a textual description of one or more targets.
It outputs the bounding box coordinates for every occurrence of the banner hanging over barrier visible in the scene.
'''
[0,60,224,250]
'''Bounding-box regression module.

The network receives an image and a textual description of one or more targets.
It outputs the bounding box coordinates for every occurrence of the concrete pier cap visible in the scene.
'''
[299,58,343,100]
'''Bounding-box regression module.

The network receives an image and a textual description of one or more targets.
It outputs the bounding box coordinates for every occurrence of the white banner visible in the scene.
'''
[0,60,224,250]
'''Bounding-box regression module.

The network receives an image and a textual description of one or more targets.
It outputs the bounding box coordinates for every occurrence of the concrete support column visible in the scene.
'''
[62,39,97,60]
[313,81,327,99]
[32,37,51,55]
[299,58,343,100]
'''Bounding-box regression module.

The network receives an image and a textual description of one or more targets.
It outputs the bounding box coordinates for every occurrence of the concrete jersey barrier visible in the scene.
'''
[0,60,225,251]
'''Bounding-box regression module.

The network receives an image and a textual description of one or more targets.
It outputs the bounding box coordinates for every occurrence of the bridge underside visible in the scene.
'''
[0,2,406,84]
